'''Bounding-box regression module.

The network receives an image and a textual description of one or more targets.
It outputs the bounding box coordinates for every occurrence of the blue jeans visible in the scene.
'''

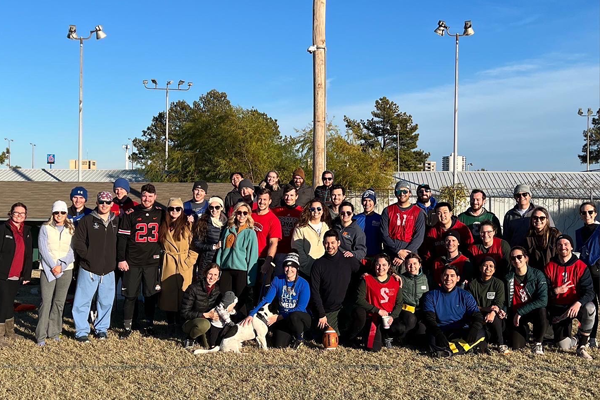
[73,270,115,338]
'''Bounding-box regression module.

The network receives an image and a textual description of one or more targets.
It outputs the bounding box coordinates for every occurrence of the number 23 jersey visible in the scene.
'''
[117,205,164,267]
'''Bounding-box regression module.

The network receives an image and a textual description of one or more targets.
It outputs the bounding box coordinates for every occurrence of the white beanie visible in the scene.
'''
[52,200,68,214]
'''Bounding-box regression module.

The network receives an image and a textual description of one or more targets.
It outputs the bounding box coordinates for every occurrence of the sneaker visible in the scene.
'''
[76,336,90,344]
[119,329,133,340]
[291,339,304,350]
[384,338,394,349]
[590,338,598,348]
[52,336,61,343]
[431,349,452,358]
[498,345,511,355]
[534,342,544,355]
[142,326,155,337]
[37,341,46,347]
[577,345,593,360]
[95,332,108,340]
[183,338,194,349]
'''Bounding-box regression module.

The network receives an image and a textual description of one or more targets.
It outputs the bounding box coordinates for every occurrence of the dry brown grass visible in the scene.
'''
[2,285,600,400]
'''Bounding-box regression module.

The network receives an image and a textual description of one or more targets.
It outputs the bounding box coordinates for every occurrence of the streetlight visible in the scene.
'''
[30,143,36,169]
[67,24,107,182]
[143,80,193,170]
[122,144,130,170]
[4,138,13,168]
[578,107,600,171]
[435,20,474,188]
[127,137,134,169]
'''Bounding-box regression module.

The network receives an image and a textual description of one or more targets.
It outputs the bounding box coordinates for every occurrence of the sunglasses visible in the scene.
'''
[396,190,409,195]
[515,193,529,198]
[236,211,249,216]
[581,210,595,216]
[168,207,182,212]
[531,216,546,222]
[52,211,67,215]
[309,207,322,212]
[340,211,353,216]
[323,177,333,181]
[98,200,112,205]
[209,205,221,211]
[510,254,525,261]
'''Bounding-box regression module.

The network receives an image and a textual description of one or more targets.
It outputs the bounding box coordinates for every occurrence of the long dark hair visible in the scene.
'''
[527,206,559,248]
[159,211,190,243]
[192,211,226,242]
[297,199,330,228]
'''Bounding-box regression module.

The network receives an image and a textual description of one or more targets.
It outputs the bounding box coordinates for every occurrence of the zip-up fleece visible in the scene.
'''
[72,211,118,276]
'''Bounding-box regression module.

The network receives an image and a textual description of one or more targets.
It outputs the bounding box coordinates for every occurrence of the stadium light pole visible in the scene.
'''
[578,108,600,171]
[4,138,13,168]
[67,24,107,182]
[435,20,474,187]
[30,143,36,168]
[127,137,134,169]
[143,80,193,171]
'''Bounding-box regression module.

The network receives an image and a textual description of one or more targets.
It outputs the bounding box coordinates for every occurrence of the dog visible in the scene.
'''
[194,304,276,354]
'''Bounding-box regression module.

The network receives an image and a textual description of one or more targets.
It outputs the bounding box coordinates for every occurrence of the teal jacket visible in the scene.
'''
[216,226,259,286]
[505,266,548,316]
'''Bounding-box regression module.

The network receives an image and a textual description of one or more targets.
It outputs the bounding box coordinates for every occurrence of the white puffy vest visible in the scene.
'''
[46,225,74,271]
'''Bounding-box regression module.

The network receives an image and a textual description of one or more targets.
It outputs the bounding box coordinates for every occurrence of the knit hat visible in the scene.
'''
[238,179,254,191]
[444,230,461,243]
[481,256,497,267]
[208,196,225,209]
[394,180,410,193]
[221,291,237,308]
[556,234,574,248]
[97,191,113,202]
[52,200,68,214]
[70,186,88,201]
[362,189,377,204]
[292,167,305,180]
[283,252,300,269]
[514,184,531,196]
[113,178,130,193]
[193,180,208,193]
[167,197,184,208]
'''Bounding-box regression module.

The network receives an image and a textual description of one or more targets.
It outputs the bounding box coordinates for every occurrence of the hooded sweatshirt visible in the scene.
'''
[544,253,595,307]
[333,218,367,260]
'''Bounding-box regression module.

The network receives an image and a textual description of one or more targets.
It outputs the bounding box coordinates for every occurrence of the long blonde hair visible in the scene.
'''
[44,215,75,235]
[227,202,254,229]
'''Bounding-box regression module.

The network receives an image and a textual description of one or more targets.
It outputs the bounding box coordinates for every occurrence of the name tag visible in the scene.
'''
[421,286,427,290]
[486,292,495,300]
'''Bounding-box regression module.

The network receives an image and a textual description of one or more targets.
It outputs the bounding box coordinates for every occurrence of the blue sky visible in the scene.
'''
[0,0,598,171]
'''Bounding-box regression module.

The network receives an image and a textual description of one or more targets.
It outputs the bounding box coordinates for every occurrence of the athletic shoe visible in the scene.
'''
[142,326,155,337]
[95,332,108,340]
[384,338,394,349]
[498,345,511,355]
[37,341,46,347]
[431,349,452,358]
[119,329,133,340]
[590,338,597,348]
[52,336,61,343]
[183,338,194,349]
[76,336,90,344]
[534,343,544,355]
[291,339,304,350]
[577,346,593,360]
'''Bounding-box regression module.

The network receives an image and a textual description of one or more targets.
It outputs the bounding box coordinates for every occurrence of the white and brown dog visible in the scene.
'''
[194,304,275,354]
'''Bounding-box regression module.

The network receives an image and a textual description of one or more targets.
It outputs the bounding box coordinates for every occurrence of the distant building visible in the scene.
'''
[69,160,97,170]
[423,161,436,171]
[442,153,466,172]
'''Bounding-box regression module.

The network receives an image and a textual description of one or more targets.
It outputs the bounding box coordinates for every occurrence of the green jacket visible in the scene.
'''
[216,226,259,286]
[505,266,548,316]
[400,270,429,308]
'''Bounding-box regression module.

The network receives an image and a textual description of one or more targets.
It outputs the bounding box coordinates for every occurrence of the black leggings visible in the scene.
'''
[220,270,249,316]
[483,312,505,345]
[271,312,312,348]
[347,307,403,351]
[0,279,20,322]
[123,294,157,329]
[509,308,548,350]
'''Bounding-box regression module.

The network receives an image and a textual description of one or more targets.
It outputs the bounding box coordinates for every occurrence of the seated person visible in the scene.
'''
[180,264,222,349]
[346,254,403,351]
[243,251,311,349]
[505,246,548,354]
[467,220,511,278]
[431,231,472,287]
[545,235,597,359]
[467,257,508,354]
[399,253,429,343]
[422,265,485,357]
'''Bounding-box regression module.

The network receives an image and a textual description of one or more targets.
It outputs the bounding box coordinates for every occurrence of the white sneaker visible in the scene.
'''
[498,345,511,355]
[577,346,593,360]
[534,343,544,355]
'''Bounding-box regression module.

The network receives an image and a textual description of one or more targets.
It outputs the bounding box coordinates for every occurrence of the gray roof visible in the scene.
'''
[396,171,600,199]
[0,169,145,182]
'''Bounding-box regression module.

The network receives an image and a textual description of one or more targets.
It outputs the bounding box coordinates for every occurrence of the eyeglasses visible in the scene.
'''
[340,211,353,216]
[236,211,249,216]
[515,193,529,198]
[52,211,67,215]
[510,254,525,261]
[531,216,546,222]
[11,212,26,216]
[396,190,409,195]
[209,206,221,211]
[581,210,595,216]
[418,189,431,194]
[168,207,182,212]
[480,230,494,235]
[309,207,322,212]
[98,200,112,205]
[323,177,333,181]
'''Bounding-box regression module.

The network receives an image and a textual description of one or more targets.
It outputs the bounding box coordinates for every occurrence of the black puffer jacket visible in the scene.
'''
[194,214,227,276]
[180,280,221,321]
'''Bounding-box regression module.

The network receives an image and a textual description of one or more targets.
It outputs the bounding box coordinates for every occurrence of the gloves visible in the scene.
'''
[260,256,275,285]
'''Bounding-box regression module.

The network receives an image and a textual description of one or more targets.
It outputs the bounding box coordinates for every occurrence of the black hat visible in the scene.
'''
[417,184,431,192]
[444,230,461,243]
[238,179,254,191]
[283,252,300,269]
[481,256,496,267]
[193,180,208,193]
[556,234,574,248]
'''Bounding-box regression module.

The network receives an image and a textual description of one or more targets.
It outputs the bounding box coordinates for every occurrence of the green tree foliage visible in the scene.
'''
[578,115,600,166]
[438,183,469,211]
[344,97,429,171]
[0,148,9,166]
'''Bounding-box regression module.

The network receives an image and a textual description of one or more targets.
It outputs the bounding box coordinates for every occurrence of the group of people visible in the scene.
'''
[0,169,598,359]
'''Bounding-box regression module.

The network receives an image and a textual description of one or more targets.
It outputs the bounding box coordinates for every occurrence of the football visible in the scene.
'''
[322,326,339,350]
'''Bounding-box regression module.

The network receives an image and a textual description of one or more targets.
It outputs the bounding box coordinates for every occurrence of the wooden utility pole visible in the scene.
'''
[312,0,326,189]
